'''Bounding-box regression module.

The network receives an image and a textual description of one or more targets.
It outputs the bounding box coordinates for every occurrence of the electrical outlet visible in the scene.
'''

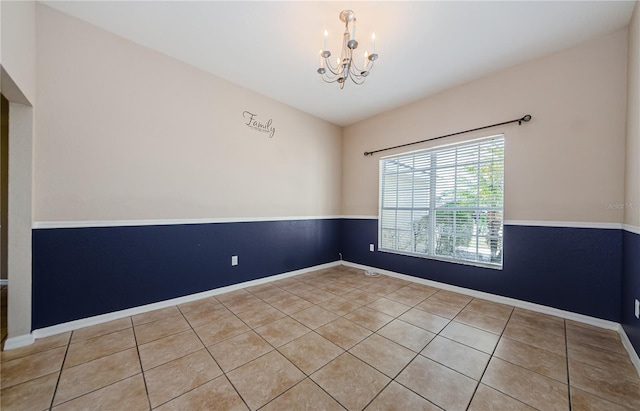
[231,255,238,266]
[635,299,639,319]
[369,244,375,252]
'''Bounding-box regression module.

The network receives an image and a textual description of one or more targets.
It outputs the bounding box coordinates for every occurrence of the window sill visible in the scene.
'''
[377,248,503,270]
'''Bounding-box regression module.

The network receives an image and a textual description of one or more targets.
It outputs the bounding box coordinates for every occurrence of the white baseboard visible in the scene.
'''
[0,279,7,286]
[3,333,35,350]
[13,258,640,378]
[342,260,620,330]
[342,260,640,377]
[618,325,640,377]
[30,261,341,341]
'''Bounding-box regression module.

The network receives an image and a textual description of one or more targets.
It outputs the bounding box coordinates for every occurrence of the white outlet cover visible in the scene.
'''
[635,299,639,319]
[231,255,238,266]
[370,244,375,252]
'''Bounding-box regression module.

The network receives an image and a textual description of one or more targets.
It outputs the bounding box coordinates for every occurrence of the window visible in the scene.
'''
[379,136,504,268]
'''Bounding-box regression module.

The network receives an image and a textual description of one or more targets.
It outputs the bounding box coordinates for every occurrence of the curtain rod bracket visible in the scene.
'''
[363,114,532,157]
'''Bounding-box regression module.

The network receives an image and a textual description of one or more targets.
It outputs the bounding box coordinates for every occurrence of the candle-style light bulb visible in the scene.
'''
[324,29,328,50]
[319,49,324,68]
[351,19,357,41]
[364,51,369,67]
[371,33,376,54]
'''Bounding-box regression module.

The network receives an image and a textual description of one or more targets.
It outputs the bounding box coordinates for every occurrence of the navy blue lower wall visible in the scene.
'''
[31,217,631,342]
[622,230,640,357]
[32,219,341,329]
[341,219,622,322]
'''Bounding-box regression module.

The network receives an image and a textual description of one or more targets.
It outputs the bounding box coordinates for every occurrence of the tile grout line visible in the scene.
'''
[57,302,306,410]
[565,318,573,411]
[308,273,469,409]
[130,315,153,411]
[259,364,346,411]
[369,295,554,410]
[219,270,427,410]
[227,285,354,410]
[177,302,253,411]
[563,327,638,409]
[432,297,478,411]
[149,305,217,408]
[358,341,428,410]
[266,329,347,409]
[227,270,611,409]
[257,275,385,410]
[464,304,516,410]
[47,331,73,411]
[291,339,373,410]
[566,357,640,408]
[475,308,574,410]
[408,296,478,410]
[356,289,476,409]
[344,289,465,410]
[565,325,637,358]
[45,335,143,408]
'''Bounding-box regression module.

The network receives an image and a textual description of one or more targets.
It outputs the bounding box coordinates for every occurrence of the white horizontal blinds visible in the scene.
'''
[379,136,504,266]
[380,151,432,253]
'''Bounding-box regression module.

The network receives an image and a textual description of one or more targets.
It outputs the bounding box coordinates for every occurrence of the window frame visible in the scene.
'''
[377,135,505,270]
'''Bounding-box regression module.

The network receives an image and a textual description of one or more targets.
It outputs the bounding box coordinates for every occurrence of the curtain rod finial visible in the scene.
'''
[519,114,532,125]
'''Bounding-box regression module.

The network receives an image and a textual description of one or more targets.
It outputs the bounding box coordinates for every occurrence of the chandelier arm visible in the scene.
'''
[323,66,339,78]
[357,54,377,73]
[349,74,367,85]
[349,61,362,74]
[324,58,340,74]
[319,61,341,81]
[320,76,342,84]
[349,51,366,74]
[321,73,340,83]
[364,60,374,73]
[348,62,367,78]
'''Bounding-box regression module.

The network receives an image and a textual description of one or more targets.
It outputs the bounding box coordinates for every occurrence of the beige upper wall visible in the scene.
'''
[343,29,628,223]
[29,4,637,225]
[625,2,640,228]
[1,0,36,105]
[34,5,342,222]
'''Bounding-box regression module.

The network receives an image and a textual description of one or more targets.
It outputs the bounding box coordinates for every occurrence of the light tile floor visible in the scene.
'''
[1,266,639,410]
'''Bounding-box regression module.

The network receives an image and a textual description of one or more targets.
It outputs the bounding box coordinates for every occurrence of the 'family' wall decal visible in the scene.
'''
[243,111,276,138]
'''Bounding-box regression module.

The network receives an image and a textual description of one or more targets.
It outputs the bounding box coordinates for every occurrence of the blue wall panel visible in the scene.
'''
[341,219,622,322]
[32,219,341,329]
[622,230,640,356]
[32,217,631,346]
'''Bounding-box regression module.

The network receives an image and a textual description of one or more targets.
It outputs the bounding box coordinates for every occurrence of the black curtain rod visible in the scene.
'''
[363,114,532,156]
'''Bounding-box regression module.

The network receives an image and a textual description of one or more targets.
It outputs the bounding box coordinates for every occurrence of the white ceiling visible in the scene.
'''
[42,1,635,126]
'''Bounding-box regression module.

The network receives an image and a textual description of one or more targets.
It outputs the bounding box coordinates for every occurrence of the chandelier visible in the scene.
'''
[317,10,378,89]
